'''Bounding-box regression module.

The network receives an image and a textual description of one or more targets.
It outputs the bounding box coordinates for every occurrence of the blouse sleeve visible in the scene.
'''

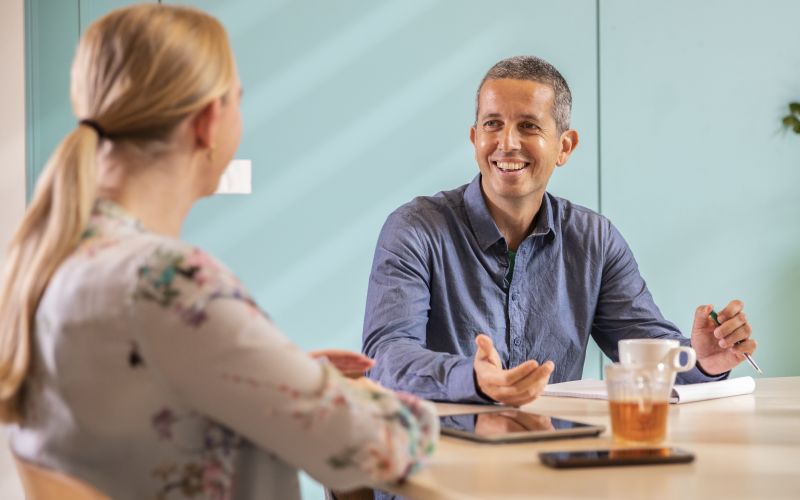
[127,243,438,491]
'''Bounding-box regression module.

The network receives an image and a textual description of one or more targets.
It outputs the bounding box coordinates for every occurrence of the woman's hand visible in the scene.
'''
[309,349,376,378]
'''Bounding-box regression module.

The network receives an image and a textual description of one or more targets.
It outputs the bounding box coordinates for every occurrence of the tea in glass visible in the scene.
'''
[605,362,673,445]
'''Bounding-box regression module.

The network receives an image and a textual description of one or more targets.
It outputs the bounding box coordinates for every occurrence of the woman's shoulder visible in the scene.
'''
[59,229,260,331]
[130,234,253,308]
[74,225,250,305]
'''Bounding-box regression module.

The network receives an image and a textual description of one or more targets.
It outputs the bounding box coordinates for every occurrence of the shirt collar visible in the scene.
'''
[532,192,555,239]
[464,174,554,251]
[86,198,145,237]
[464,175,503,251]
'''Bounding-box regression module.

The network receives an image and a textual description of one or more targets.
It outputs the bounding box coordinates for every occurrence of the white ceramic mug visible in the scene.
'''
[618,339,696,373]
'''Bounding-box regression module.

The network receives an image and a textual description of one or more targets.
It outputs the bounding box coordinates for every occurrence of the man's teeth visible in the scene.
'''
[497,161,526,171]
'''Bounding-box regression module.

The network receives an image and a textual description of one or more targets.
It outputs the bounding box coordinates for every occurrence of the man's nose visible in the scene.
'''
[499,127,521,152]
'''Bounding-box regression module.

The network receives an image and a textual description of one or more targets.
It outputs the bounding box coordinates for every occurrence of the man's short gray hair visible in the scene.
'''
[475,55,572,134]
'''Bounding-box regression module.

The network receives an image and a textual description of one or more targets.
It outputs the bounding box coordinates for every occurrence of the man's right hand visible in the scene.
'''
[473,334,554,407]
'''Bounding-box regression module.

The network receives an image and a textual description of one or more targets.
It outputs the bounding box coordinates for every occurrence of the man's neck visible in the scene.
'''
[482,191,544,252]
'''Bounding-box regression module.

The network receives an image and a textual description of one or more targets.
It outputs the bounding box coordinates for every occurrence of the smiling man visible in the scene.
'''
[361,56,756,406]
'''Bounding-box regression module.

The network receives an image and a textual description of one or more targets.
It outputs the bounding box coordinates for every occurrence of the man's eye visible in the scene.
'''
[520,122,538,130]
[483,120,501,128]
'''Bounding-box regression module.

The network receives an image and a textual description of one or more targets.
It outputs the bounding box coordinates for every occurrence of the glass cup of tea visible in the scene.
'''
[604,362,673,445]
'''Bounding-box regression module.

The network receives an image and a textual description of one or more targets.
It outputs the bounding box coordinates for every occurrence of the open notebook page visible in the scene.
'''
[542,376,755,404]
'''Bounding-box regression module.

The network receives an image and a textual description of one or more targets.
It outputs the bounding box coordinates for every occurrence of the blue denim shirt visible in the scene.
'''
[362,175,723,403]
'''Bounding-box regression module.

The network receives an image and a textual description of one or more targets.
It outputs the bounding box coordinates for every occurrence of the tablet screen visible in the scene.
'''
[439,410,604,442]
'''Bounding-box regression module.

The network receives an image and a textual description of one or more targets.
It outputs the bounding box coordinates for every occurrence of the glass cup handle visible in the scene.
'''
[667,347,697,372]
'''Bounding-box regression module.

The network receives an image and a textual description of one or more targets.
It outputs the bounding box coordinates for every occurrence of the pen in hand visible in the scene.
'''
[709,310,763,374]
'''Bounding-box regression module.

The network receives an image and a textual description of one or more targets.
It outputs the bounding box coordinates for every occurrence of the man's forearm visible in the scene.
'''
[366,340,488,403]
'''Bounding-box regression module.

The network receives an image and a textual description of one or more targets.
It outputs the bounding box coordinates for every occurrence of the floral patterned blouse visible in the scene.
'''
[8,200,438,500]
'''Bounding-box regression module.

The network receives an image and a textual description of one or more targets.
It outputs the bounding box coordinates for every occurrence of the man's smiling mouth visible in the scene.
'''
[492,161,529,172]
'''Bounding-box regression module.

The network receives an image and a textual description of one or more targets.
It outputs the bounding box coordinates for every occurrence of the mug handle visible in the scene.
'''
[666,346,697,372]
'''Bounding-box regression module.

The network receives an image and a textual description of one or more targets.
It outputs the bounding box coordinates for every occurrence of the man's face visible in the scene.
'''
[470,78,576,207]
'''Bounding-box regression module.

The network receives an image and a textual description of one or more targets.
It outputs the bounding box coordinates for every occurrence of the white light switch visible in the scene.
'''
[215,159,252,194]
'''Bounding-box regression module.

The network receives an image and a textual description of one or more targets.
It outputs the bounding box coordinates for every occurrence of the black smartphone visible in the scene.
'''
[539,447,695,468]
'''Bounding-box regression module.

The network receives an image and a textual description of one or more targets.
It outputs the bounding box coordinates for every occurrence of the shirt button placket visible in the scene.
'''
[509,290,523,365]
[510,246,527,365]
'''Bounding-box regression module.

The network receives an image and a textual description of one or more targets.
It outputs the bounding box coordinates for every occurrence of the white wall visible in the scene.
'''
[1,2,26,252]
[0,0,28,497]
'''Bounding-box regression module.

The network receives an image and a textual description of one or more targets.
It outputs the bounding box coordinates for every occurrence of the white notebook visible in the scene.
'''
[542,376,755,404]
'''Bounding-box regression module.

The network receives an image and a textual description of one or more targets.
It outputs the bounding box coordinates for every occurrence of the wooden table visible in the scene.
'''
[385,377,800,499]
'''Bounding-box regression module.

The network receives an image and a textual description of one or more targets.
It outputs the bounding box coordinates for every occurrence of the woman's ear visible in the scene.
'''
[191,99,222,150]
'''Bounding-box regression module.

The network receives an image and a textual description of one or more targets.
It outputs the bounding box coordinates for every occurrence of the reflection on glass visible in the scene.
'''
[439,410,591,438]
[608,447,671,459]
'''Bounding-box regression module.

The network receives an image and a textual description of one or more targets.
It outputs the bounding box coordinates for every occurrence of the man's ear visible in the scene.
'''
[556,129,579,166]
[191,99,222,150]
[469,125,477,146]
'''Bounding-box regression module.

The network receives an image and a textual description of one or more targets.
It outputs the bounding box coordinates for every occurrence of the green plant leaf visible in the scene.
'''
[781,102,800,135]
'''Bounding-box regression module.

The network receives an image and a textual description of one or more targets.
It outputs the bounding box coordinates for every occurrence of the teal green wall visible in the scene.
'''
[26,0,605,379]
[25,0,800,385]
[24,0,800,495]
[177,0,601,375]
[600,0,800,378]
[24,0,78,196]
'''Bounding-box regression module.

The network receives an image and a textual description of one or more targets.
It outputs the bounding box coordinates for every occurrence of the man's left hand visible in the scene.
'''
[691,300,756,376]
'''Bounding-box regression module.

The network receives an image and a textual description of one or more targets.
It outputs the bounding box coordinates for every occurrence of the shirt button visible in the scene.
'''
[513,337,522,347]
[511,292,519,301]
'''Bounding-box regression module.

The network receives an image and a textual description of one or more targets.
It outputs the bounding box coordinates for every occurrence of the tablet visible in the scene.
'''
[439,410,604,443]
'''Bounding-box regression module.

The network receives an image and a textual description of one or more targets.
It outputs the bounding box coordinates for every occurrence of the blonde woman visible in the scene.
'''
[0,4,437,499]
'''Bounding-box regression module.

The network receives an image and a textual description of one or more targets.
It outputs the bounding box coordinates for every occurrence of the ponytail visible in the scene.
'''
[0,124,98,423]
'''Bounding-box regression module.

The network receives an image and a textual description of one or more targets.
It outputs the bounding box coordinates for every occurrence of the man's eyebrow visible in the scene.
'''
[478,113,544,121]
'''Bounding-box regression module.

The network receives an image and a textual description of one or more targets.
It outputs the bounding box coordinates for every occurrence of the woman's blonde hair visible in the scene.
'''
[0,4,235,423]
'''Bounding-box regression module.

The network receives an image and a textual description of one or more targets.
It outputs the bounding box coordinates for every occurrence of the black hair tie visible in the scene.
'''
[79,119,107,138]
